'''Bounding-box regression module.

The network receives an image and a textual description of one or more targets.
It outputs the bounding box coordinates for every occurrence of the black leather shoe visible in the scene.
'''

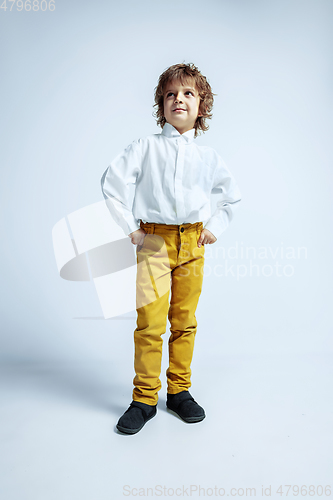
[116,401,157,434]
[166,391,205,423]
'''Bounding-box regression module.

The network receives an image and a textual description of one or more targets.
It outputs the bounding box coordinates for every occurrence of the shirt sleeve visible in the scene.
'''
[101,139,142,236]
[203,152,242,239]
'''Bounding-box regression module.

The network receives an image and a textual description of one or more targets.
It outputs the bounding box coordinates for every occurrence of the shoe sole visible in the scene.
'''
[166,406,206,423]
[116,410,156,435]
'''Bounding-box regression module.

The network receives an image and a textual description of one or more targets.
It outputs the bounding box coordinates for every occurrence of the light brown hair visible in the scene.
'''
[153,62,215,137]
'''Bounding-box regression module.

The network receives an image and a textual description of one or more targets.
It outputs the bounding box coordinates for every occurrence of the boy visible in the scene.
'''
[101,63,241,434]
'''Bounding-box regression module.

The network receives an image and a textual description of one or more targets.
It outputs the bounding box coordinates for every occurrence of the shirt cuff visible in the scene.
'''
[126,217,141,236]
[203,218,228,240]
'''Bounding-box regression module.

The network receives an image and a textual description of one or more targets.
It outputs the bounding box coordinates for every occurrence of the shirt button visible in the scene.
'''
[180,227,184,233]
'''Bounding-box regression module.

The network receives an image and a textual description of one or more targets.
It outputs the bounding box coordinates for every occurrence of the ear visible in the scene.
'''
[197,102,206,118]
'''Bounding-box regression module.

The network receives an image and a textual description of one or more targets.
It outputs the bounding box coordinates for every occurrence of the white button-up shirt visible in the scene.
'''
[101,122,241,239]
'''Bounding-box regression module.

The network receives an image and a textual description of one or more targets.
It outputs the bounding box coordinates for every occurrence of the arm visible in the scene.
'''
[101,139,143,237]
[203,153,242,239]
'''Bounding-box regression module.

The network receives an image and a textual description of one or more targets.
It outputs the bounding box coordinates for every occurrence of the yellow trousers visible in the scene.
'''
[133,220,205,405]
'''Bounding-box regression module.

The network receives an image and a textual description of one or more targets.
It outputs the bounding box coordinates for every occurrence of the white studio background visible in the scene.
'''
[0,1,332,499]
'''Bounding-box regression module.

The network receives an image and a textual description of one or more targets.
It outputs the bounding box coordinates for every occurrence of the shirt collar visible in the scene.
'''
[161,122,195,144]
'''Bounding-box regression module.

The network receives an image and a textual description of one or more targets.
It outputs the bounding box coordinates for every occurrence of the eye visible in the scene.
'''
[185,91,194,96]
[166,92,174,97]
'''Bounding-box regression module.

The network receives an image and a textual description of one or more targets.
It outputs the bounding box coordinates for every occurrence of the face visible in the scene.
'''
[163,79,202,135]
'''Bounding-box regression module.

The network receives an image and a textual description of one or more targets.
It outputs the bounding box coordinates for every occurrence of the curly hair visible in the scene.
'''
[153,62,215,137]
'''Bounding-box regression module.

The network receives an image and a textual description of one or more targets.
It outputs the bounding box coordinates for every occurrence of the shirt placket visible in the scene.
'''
[174,138,186,225]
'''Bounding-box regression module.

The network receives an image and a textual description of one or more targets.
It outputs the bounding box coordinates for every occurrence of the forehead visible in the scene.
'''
[164,77,198,92]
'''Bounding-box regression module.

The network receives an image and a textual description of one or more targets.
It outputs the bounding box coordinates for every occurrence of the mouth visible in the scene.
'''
[173,108,186,112]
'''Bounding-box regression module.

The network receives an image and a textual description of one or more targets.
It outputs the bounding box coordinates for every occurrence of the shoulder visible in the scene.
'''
[125,136,145,150]
[133,132,168,156]
[144,132,165,144]
[126,132,161,150]
[121,136,149,158]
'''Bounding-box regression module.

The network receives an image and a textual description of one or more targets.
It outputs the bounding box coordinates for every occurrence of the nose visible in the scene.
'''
[174,93,183,103]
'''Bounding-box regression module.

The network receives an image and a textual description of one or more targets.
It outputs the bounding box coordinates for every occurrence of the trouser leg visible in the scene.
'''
[133,232,172,405]
[133,290,170,405]
[167,229,205,394]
